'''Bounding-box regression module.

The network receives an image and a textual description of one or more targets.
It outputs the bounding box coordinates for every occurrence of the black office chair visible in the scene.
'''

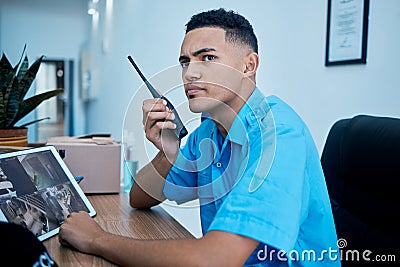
[321,115,400,266]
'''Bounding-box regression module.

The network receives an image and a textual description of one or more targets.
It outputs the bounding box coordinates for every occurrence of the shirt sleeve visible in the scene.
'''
[163,130,199,204]
[208,120,309,253]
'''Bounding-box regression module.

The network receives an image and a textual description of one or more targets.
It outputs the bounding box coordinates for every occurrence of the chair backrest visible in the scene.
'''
[321,115,400,260]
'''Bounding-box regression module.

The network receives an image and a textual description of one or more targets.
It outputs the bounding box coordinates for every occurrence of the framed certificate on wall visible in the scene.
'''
[325,0,370,66]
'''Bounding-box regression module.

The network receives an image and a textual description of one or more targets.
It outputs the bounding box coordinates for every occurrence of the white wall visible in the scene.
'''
[0,0,89,140]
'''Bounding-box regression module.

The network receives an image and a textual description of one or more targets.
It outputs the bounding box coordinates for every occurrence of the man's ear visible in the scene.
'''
[243,52,259,77]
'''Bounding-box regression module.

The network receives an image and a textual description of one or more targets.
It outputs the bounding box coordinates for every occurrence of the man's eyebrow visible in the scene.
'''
[178,48,216,62]
[178,55,189,62]
[192,47,216,57]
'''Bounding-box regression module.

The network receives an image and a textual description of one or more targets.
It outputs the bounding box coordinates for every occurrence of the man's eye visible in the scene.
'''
[180,61,189,68]
[203,55,215,62]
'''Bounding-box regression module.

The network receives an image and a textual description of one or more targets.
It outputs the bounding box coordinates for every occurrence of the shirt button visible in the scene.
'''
[216,162,222,168]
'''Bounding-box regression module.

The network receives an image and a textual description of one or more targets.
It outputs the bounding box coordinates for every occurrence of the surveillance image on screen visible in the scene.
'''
[0,149,89,238]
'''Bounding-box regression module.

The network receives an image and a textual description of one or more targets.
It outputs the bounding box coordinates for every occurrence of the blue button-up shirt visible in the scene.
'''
[164,87,340,266]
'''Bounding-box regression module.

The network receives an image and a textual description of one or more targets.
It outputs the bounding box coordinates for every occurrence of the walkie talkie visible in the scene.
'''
[127,55,188,140]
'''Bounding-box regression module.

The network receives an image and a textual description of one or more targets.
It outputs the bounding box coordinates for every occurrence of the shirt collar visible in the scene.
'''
[227,87,268,145]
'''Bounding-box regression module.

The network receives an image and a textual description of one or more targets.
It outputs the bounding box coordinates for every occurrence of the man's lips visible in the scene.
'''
[185,84,205,96]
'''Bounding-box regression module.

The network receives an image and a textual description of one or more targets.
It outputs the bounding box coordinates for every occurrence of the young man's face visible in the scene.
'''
[179,27,250,115]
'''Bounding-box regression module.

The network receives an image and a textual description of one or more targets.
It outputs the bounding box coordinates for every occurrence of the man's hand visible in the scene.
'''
[142,98,180,161]
[59,211,107,254]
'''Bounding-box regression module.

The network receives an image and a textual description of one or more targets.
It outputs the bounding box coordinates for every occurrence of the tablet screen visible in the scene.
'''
[0,146,96,241]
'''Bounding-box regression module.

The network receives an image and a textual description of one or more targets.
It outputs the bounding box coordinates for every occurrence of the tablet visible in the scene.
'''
[0,146,96,241]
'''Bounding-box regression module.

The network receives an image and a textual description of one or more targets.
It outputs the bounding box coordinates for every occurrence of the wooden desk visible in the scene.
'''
[43,193,194,266]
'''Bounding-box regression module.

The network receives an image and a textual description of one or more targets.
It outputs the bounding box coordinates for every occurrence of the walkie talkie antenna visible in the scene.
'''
[127,56,161,98]
[127,55,188,140]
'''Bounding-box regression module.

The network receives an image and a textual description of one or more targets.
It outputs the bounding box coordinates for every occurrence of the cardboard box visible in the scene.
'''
[47,135,121,193]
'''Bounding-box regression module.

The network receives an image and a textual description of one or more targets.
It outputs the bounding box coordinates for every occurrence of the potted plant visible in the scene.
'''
[0,46,64,147]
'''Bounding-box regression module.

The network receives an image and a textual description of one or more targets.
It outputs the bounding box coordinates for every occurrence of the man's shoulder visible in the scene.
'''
[266,95,307,129]
[266,95,298,116]
[246,89,305,127]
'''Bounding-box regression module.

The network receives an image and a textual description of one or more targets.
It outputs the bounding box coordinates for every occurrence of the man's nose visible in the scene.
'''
[183,62,201,82]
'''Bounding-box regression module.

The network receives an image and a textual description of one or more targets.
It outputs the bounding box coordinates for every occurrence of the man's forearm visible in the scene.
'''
[129,151,173,208]
[92,233,201,267]
[59,212,257,267]
[89,230,256,267]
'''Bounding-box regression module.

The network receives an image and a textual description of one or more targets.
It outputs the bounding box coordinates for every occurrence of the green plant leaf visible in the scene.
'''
[5,87,21,127]
[18,117,50,128]
[17,56,29,82]
[0,71,16,97]
[5,55,44,127]
[0,54,15,96]
[1,46,27,120]
[0,54,12,82]
[0,54,15,128]
[0,89,5,128]
[0,47,60,129]
[16,55,44,103]
[1,45,26,93]
[0,58,18,128]
[8,89,64,128]
[14,44,28,79]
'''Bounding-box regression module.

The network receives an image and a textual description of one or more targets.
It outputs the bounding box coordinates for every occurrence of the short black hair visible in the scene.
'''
[185,8,258,53]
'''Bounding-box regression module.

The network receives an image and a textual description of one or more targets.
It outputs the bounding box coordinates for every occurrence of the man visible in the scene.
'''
[59,8,340,266]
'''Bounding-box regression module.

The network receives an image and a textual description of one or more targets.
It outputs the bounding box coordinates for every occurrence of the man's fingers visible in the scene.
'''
[155,121,177,130]
[145,121,177,141]
[142,98,169,125]
[142,98,167,113]
[145,111,175,124]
